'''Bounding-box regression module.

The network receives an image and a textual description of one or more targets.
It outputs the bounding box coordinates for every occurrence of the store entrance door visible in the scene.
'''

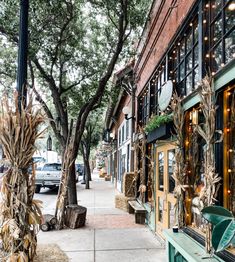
[155,144,176,238]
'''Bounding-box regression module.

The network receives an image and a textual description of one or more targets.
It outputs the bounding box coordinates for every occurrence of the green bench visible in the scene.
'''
[164,229,224,262]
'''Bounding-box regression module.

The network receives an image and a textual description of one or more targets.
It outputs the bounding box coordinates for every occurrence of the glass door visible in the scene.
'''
[156,144,176,237]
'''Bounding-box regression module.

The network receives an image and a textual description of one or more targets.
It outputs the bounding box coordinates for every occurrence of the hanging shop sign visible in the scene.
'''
[158,80,173,111]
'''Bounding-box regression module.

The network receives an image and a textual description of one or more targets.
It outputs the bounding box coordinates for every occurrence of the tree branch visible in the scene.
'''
[32,57,69,139]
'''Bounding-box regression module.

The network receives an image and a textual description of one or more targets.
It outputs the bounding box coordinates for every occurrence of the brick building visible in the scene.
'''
[133,0,235,260]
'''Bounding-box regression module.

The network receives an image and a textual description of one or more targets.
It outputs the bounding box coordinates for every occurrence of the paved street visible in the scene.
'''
[36,170,166,262]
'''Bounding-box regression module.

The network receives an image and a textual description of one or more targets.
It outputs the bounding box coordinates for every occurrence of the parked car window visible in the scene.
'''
[43,164,61,171]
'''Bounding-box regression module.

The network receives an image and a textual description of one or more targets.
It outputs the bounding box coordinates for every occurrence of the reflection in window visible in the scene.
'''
[224,88,235,216]
[158,197,163,223]
[225,4,235,32]
[212,41,223,71]
[204,0,235,73]
[158,152,164,191]
[149,60,166,116]
[211,0,222,20]
[168,150,175,193]
[138,85,149,126]
[225,29,235,63]
[169,202,175,228]
[168,16,199,96]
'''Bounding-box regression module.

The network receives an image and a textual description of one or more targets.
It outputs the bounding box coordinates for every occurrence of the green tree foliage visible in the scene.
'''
[0,0,150,203]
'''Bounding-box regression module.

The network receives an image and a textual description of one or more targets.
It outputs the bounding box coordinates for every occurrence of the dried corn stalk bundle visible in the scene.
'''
[55,137,74,230]
[194,76,223,253]
[195,76,222,207]
[171,93,186,228]
[0,93,44,261]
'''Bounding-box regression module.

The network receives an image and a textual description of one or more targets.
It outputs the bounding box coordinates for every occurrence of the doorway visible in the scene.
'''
[155,144,176,237]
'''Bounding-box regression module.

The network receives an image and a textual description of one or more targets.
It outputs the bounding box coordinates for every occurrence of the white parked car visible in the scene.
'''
[35,163,62,193]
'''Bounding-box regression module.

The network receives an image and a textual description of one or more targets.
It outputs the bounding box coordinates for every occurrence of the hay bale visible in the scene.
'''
[105,175,111,181]
[115,193,135,212]
[35,244,69,262]
[122,172,136,197]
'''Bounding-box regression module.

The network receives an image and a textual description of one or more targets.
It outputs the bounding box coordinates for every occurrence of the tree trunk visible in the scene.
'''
[85,158,91,189]
[68,162,78,204]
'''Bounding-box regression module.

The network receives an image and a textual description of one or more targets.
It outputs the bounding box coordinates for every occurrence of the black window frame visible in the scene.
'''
[204,0,235,74]
[168,16,199,96]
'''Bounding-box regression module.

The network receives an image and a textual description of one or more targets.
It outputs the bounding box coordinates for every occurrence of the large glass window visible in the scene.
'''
[204,0,235,73]
[224,87,235,216]
[158,152,164,191]
[168,17,199,96]
[150,60,166,116]
[138,86,149,126]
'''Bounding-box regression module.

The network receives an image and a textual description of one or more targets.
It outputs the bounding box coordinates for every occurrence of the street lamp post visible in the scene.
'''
[17,0,29,109]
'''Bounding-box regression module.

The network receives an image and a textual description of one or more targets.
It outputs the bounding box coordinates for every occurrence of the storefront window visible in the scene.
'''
[224,87,235,215]
[204,0,235,74]
[168,149,175,193]
[158,152,164,191]
[184,108,206,228]
[168,17,199,96]
[138,85,150,126]
[149,60,166,116]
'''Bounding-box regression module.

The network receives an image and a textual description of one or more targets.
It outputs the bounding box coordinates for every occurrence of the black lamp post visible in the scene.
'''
[17,0,29,109]
[47,135,52,151]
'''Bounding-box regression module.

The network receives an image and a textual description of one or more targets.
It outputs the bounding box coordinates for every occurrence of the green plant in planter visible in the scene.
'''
[201,206,235,252]
[144,114,173,133]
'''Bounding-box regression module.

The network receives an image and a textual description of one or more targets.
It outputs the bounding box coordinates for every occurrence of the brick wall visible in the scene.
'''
[135,0,197,96]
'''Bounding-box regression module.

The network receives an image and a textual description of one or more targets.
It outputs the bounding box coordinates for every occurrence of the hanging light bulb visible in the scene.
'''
[228,3,235,11]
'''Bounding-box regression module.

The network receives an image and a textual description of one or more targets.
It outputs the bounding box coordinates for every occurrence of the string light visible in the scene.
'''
[228,149,233,152]
[228,3,235,11]
[206,4,209,8]
[228,189,231,194]
[204,36,208,41]
[227,128,230,132]
[189,22,193,27]
[227,108,231,112]
[221,63,225,67]
[228,169,232,173]
[206,54,210,58]
[203,19,207,24]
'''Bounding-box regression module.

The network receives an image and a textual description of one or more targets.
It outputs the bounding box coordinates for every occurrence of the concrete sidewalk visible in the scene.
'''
[38,170,166,262]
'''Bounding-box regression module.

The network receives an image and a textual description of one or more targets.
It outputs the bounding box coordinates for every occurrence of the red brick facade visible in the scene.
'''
[135,0,197,95]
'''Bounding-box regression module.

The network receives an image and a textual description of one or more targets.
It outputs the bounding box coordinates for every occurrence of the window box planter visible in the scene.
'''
[147,122,174,143]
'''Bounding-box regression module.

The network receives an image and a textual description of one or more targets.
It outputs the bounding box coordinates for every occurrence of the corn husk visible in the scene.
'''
[0,92,44,261]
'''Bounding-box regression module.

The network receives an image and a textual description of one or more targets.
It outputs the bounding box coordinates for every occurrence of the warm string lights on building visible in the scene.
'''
[225,88,234,207]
